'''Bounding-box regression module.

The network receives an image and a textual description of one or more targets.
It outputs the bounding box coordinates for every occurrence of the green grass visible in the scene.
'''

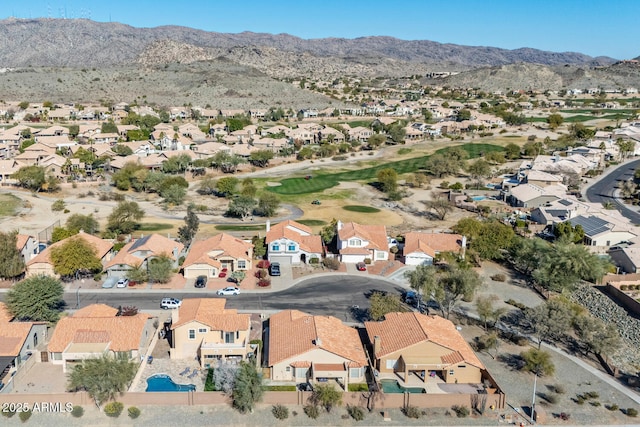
[347,120,373,128]
[397,148,413,155]
[0,194,21,217]
[216,224,268,231]
[297,219,327,226]
[343,205,380,213]
[348,383,369,392]
[262,385,297,391]
[137,222,173,232]
[269,143,503,196]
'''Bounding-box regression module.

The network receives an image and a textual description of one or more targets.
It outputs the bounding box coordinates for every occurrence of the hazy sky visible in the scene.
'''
[4,0,638,59]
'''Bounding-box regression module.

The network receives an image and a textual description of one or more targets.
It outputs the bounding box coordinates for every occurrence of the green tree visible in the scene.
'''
[475,295,507,330]
[311,383,343,413]
[457,109,472,121]
[504,143,521,159]
[249,150,274,168]
[508,237,549,275]
[160,184,187,205]
[467,159,491,181]
[52,226,75,243]
[101,121,118,134]
[387,124,406,143]
[112,144,133,156]
[6,275,64,321]
[106,201,144,235]
[216,177,239,198]
[406,264,437,308]
[232,361,263,413]
[255,193,280,217]
[241,178,257,198]
[126,263,148,283]
[377,168,398,194]
[455,219,514,261]
[424,192,453,220]
[226,115,251,132]
[252,236,266,259]
[177,205,200,246]
[546,113,564,130]
[522,141,544,157]
[68,124,80,138]
[320,218,338,244]
[18,101,29,110]
[369,291,403,321]
[68,353,137,407]
[520,348,555,376]
[161,154,191,174]
[553,222,585,243]
[12,166,46,191]
[617,139,636,160]
[226,196,257,221]
[147,255,174,284]
[0,231,25,279]
[66,214,100,235]
[50,236,103,279]
[436,264,483,319]
[573,314,622,357]
[367,134,386,148]
[524,300,573,348]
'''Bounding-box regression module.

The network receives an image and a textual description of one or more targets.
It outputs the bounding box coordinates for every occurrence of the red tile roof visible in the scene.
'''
[171,299,249,331]
[27,231,113,266]
[105,234,183,269]
[365,312,484,369]
[266,220,323,254]
[182,234,252,269]
[338,222,388,251]
[403,232,464,258]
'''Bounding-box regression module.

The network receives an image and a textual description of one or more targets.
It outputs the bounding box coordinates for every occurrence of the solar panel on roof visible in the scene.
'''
[558,199,573,206]
[569,215,611,237]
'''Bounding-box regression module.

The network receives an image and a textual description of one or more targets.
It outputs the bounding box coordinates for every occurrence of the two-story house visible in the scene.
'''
[169,299,257,368]
[16,234,39,265]
[182,233,253,279]
[266,220,323,265]
[336,221,389,263]
[105,234,184,278]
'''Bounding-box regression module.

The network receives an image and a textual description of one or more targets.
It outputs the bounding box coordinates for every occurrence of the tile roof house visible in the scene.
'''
[403,232,466,266]
[365,312,485,384]
[336,221,389,263]
[266,310,367,388]
[26,232,113,278]
[266,220,323,265]
[16,233,39,265]
[169,299,256,368]
[105,234,184,278]
[47,304,153,372]
[182,233,253,279]
[0,303,48,392]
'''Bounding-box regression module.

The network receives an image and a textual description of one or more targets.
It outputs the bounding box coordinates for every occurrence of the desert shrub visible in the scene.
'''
[591,401,601,407]
[257,278,271,287]
[347,405,365,421]
[621,285,629,291]
[304,405,320,419]
[18,410,32,422]
[553,384,566,394]
[626,408,638,417]
[403,405,421,419]
[254,269,268,279]
[584,391,599,399]
[51,199,66,211]
[452,405,470,418]
[575,396,585,405]
[112,193,125,201]
[272,404,289,420]
[505,299,526,310]
[347,383,369,392]
[490,273,506,282]
[104,402,124,417]
[323,257,340,270]
[545,393,559,404]
[309,257,319,264]
[341,414,349,419]
[606,404,619,411]
[128,406,141,419]
[332,155,347,161]
[292,410,298,416]
[363,258,372,265]
[64,209,70,213]
[256,260,270,269]
[71,405,84,418]
[1,408,15,418]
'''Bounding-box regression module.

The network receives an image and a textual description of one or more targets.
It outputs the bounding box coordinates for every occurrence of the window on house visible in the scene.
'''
[296,368,308,378]
[349,239,362,246]
[272,244,280,251]
[376,251,385,259]
[285,366,291,372]
[457,365,466,368]
[188,330,195,340]
[287,244,296,251]
[237,260,246,269]
[224,332,235,344]
[449,370,455,375]
[386,359,397,370]
[350,368,361,378]
[198,328,207,333]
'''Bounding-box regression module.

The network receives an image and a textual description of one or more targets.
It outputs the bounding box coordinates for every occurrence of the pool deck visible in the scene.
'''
[132,357,205,392]
[377,372,482,395]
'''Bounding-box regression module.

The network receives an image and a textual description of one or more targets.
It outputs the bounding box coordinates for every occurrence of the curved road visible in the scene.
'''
[586,158,640,224]
[56,276,404,321]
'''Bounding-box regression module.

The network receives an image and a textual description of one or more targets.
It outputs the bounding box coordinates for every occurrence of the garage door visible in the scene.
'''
[185,268,210,279]
[269,256,292,265]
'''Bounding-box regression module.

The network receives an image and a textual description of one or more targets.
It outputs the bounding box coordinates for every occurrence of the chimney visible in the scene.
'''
[373,335,381,356]
[336,220,343,231]
[266,220,271,232]
[461,236,467,249]
[314,338,322,347]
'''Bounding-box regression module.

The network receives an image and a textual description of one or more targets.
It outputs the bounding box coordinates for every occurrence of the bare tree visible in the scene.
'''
[423,191,453,220]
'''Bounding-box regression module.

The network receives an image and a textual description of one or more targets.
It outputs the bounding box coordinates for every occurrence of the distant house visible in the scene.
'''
[403,232,466,266]
[507,183,566,208]
[16,234,39,264]
[365,312,485,384]
[26,232,113,278]
[0,303,48,392]
[336,221,389,263]
[266,310,367,388]
[266,220,323,265]
[105,234,184,278]
[609,246,640,274]
[567,214,636,247]
[169,298,257,368]
[47,304,153,372]
[182,233,253,279]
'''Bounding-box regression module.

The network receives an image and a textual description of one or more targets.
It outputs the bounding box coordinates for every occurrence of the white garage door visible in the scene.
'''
[185,268,211,279]
[269,256,293,265]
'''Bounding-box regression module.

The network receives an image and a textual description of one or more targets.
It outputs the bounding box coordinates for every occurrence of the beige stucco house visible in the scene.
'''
[266,310,367,389]
[182,233,253,279]
[169,299,256,368]
[365,312,485,384]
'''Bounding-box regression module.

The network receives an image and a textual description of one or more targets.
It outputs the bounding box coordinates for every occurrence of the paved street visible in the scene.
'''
[586,158,640,224]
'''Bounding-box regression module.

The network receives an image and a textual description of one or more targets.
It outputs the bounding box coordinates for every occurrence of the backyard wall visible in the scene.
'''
[604,283,640,316]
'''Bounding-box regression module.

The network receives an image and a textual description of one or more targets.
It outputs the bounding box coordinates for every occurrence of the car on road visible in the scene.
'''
[195,275,207,288]
[160,298,182,309]
[269,262,281,276]
[356,262,367,271]
[216,286,240,296]
[116,278,129,288]
[102,277,118,289]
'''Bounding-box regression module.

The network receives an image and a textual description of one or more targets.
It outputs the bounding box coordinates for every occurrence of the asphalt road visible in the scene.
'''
[56,276,404,321]
[586,158,640,224]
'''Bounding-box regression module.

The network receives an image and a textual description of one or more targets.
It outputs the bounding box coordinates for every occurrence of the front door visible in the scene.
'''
[41,352,48,362]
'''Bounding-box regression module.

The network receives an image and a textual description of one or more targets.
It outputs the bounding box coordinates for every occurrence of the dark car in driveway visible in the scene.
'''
[195,275,207,288]
[269,262,281,276]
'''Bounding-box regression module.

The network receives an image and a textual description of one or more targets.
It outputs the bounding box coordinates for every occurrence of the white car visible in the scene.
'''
[160,298,182,309]
[116,278,129,288]
[216,286,240,296]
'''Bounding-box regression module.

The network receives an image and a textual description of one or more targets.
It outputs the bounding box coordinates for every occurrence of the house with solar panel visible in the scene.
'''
[568,214,636,247]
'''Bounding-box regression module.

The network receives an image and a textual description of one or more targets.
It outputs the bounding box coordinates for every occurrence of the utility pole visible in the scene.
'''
[530,372,537,424]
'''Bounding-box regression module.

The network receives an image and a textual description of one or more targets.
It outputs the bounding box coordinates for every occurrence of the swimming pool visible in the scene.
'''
[145,374,196,392]
[379,379,425,394]
[471,196,486,201]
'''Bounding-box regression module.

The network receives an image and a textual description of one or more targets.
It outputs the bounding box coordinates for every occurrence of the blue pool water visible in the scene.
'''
[471,196,486,201]
[146,374,196,392]
[379,379,425,394]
